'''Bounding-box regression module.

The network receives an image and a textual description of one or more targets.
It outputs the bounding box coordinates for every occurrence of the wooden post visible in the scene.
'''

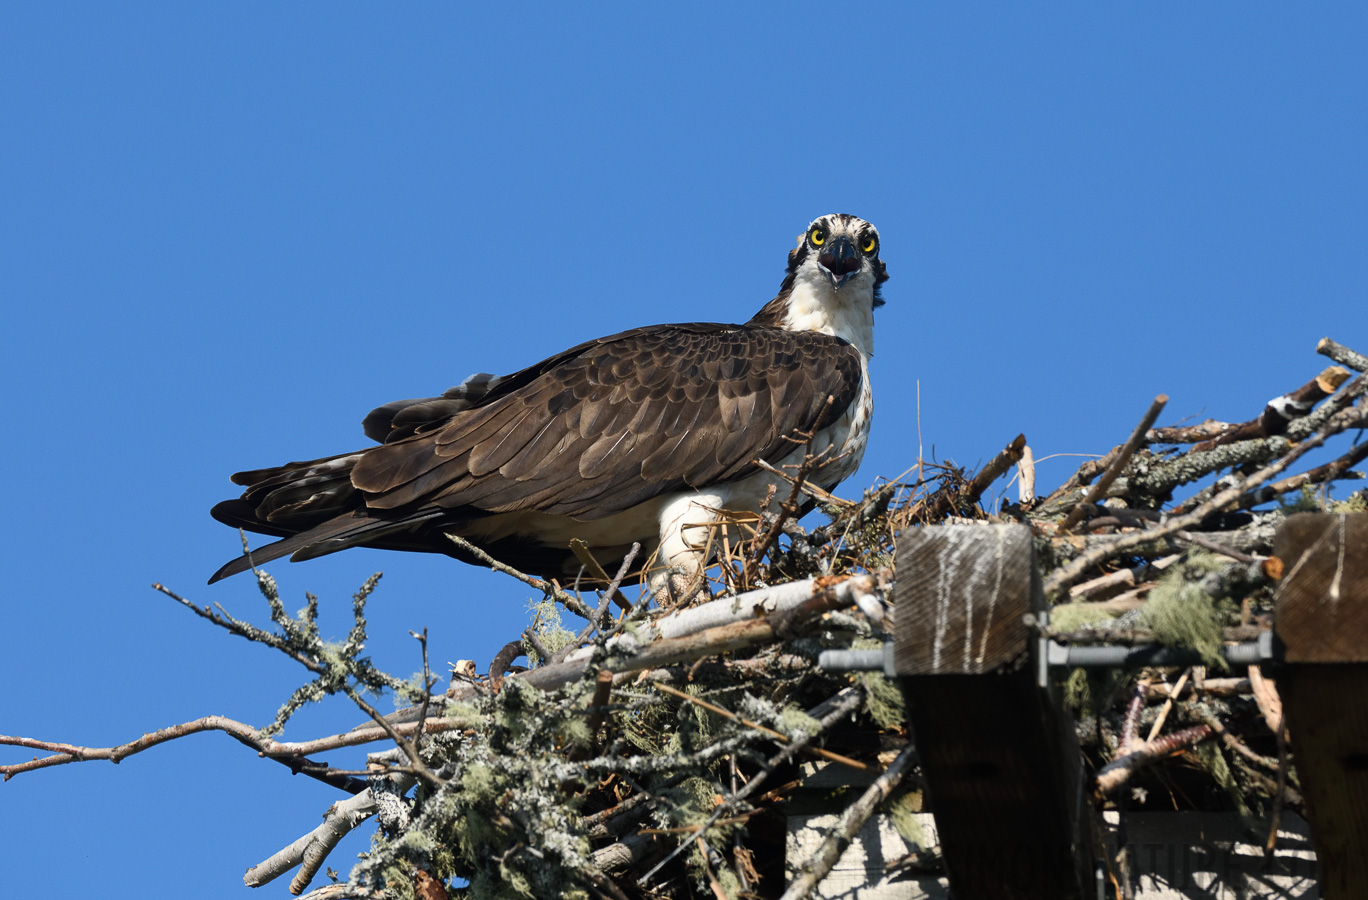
[893,524,1097,900]
[1274,512,1368,900]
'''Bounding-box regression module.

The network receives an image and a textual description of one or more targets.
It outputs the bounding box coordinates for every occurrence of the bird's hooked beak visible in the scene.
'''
[817,235,861,290]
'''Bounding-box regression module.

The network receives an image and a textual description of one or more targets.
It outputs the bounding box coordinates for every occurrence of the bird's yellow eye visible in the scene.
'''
[862,236,877,254]
[809,227,826,246]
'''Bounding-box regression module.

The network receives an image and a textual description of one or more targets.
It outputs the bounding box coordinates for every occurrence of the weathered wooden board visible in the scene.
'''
[786,810,946,899]
[1275,512,1368,900]
[893,525,1097,900]
[1276,513,1368,662]
[1105,812,1319,899]
[893,523,1034,675]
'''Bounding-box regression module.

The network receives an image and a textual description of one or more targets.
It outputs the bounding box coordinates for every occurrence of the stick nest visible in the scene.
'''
[8,338,1365,900]
[321,337,1363,899]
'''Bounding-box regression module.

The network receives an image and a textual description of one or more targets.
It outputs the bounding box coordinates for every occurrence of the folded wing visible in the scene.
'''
[209,323,862,583]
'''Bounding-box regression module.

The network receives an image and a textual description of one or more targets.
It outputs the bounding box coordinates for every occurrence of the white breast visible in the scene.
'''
[777,271,876,359]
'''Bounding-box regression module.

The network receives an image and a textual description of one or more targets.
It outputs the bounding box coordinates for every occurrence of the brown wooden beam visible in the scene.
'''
[893,524,1098,899]
[1274,512,1368,900]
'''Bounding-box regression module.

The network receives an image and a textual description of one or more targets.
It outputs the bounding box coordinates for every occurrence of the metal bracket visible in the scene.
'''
[820,627,1276,681]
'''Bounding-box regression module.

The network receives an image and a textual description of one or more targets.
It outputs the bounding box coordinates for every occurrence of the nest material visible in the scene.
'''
[292,339,1364,900]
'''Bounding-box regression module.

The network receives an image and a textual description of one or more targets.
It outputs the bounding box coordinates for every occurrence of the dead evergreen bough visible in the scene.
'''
[3,336,1366,899]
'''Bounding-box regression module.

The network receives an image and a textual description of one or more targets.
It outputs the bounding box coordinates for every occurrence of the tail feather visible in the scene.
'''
[207,509,446,584]
[210,498,296,538]
[230,451,360,487]
[211,371,516,583]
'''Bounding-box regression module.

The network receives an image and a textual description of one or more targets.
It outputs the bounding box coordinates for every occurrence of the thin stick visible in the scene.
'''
[411,628,436,761]
[522,627,551,665]
[1146,669,1190,743]
[652,681,870,772]
[1266,712,1289,857]
[446,532,595,620]
[753,459,852,508]
[1144,677,1249,700]
[779,742,919,900]
[695,836,730,900]
[1237,438,1368,510]
[341,685,443,787]
[1043,392,1366,597]
[745,436,834,585]
[569,539,636,613]
[1060,395,1168,533]
[152,583,325,674]
[1174,531,1261,564]
[1188,704,1281,773]
[0,714,471,781]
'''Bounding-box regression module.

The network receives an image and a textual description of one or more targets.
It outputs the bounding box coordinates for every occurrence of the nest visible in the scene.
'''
[4,339,1364,900]
[306,338,1362,899]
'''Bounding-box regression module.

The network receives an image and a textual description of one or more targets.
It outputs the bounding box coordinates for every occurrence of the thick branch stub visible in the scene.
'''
[1176,366,1351,454]
[244,791,379,890]
[1318,336,1368,373]
[1129,436,1290,500]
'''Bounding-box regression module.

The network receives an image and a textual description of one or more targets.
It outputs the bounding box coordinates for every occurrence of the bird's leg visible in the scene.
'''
[648,566,711,612]
[653,494,729,611]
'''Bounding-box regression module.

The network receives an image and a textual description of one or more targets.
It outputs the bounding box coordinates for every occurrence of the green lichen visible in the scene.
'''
[522,597,577,664]
[1050,602,1119,633]
[1063,668,1091,712]
[857,671,906,730]
[1278,484,1324,514]
[1142,557,1228,669]
[887,789,927,848]
[778,705,823,738]
[1330,492,1367,513]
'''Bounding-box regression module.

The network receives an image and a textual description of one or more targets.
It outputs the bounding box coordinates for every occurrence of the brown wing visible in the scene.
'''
[360,373,508,443]
[209,322,862,583]
[348,323,864,519]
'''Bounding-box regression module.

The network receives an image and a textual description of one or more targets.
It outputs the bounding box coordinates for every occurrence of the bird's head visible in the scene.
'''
[749,214,887,354]
[782,214,888,308]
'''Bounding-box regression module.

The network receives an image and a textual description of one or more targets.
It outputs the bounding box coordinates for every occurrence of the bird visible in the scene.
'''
[209,213,886,592]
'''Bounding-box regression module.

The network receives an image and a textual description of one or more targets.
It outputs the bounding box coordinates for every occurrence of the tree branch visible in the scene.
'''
[0,714,473,781]
[245,790,379,890]
[1043,390,1366,598]
[445,532,595,620]
[1060,396,1166,532]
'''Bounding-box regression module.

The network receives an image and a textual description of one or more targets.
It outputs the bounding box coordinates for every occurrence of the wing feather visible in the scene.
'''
[217,325,866,562]
[467,404,546,476]
[580,429,639,480]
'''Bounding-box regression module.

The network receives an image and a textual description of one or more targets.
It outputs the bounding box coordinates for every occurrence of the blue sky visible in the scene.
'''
[3,5,1366,897]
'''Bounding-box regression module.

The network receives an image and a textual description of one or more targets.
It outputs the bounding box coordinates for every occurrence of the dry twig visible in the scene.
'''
[1059,395,1167,532]
[779,742,919,900]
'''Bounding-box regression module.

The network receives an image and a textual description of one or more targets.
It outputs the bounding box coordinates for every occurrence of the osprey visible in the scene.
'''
[209,214,886,590]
